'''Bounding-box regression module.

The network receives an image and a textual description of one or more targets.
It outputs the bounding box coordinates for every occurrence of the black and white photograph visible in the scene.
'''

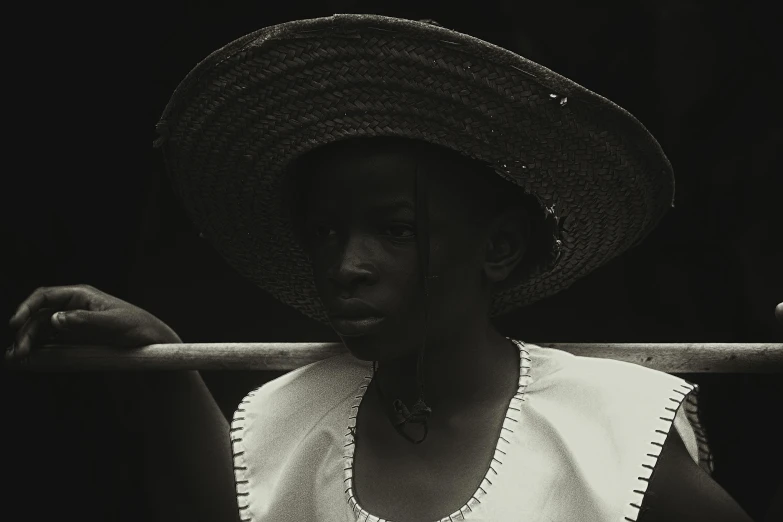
[3,2,781,521]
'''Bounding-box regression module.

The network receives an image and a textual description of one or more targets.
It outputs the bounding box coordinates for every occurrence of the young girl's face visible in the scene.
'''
[298,142,496,362]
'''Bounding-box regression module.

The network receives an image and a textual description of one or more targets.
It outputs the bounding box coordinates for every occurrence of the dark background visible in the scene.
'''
[2,1,781,520]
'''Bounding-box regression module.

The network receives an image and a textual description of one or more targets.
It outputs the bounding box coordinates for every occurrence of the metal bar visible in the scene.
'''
[6,342,782,373]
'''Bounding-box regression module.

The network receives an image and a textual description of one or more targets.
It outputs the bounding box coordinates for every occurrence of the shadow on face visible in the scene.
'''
[285,137,534,361]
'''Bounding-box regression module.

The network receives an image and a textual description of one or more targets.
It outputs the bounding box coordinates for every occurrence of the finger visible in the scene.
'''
[51,309,137,346]
[776,302,783,324]
[9,286,97,328]
[53,309,125,331]
[14,309,58,359]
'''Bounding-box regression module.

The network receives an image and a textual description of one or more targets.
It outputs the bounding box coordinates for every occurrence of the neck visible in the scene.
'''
[374,318,519,420]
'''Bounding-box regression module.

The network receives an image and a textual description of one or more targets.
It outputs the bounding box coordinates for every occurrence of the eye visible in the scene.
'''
[384,224,416,239]
[308,222,337,238]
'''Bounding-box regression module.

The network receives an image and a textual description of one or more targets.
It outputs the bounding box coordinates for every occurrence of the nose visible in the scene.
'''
[326,233,379,291]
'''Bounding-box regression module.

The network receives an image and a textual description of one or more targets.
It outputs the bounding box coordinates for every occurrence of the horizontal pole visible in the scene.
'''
[6,342,782,373]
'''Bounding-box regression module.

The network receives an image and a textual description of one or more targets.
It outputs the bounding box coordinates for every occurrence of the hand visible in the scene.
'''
[6,284,182,362]
[777,302,783,325]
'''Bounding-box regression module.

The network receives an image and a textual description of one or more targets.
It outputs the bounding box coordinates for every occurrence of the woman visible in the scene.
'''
[7,14,758,522]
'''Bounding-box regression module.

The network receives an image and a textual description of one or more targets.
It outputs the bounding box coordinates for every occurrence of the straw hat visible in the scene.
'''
[154,14,675,325]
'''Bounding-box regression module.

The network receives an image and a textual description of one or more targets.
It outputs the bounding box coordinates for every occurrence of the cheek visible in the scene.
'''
[308,239,422,300]
[378,251,427,324]
[308,250,330,293]
[427,238,484,310]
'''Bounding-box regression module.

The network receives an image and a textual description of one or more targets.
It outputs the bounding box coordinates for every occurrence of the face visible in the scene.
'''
[295,141,495,362]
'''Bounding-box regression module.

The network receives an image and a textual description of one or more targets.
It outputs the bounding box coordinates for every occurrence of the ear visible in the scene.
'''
[482,206,529,285]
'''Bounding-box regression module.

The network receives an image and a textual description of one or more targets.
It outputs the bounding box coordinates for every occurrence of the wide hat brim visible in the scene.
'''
[155,14,675,325]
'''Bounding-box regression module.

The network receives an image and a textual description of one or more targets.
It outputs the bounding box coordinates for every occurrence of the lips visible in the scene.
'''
[327,299,384,336]
[327,299,382,319]
[330,315,385,337]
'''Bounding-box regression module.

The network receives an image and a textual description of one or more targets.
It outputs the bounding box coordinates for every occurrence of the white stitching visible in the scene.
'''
[623,380,713,521]
[343,338,530,521]
[231,385,264,522]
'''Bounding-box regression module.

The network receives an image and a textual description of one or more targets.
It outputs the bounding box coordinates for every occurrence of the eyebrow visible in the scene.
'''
[306,199,415,219]
[365,199,416,215]
[377,199,415,210]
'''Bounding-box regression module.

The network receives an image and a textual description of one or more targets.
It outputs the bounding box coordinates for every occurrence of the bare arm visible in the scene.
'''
[7,286,241,522]
[110,370,240,522]
[640,303,783,522]
[641,427,753,522]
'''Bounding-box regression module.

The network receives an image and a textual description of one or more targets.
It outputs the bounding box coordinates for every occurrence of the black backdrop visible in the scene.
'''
[2,1,781,521]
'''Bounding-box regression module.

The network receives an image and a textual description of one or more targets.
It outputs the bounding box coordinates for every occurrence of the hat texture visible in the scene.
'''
[155,14,675,325]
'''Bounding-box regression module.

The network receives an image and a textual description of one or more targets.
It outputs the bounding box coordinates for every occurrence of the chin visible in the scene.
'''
[338,334,384,361]
[339,333,419,364]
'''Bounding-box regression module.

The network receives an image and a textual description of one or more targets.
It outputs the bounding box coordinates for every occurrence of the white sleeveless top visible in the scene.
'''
[230,341,713,522]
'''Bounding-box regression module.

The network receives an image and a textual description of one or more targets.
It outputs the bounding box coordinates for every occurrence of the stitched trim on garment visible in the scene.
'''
[621,381,711,522]
[682,386,714,474]
[231,387,262,522]
[342,338,532,522]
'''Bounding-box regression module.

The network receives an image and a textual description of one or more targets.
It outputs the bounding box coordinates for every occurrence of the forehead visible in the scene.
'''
[306,148,418,200]
[299,140,487,215]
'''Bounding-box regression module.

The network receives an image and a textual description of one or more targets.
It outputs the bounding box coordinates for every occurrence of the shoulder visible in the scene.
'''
[231,353,371,513]
[524,343,687,400]
[522,344,751,520]
[640,428,753,522]
[523,344,751,521]
[234,352,371,428]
